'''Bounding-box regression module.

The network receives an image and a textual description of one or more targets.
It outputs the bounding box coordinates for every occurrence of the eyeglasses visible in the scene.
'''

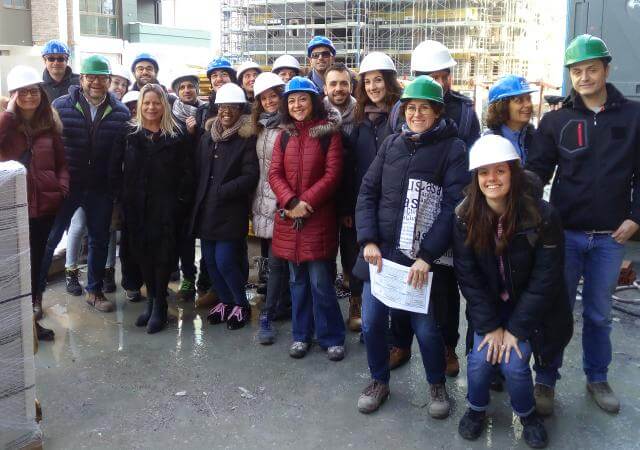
[405,104,434,115]
[217,104,241,112]
[310,51,332,60]
[17,88,41,97]
[45,56,68,63]
[84,75,110,84]
[210,71,230,80]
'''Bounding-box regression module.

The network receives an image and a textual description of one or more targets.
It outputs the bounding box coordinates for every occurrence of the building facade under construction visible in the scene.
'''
[221,0,539,88]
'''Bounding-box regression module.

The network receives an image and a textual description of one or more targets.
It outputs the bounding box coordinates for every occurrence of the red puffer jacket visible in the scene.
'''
[0,110,69,218]
[269,118,343,263]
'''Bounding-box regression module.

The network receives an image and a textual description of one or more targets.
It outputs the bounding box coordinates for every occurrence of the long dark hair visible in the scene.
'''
[354,70,402,123]
[279,92,328,125]
[461,161,539,255]
[11,85,59,135]
[251,85,284,130]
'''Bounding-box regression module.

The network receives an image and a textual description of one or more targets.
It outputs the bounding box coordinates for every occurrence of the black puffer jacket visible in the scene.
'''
[52,85,130,193]
[453,197,573,366]
[42,67,80,102]
[110,127,194,264]
[189,116,259,240]
[527,84,640,230]
[353,118,468,279]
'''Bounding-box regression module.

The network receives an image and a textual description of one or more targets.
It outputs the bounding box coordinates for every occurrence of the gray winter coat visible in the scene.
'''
[252,121,281,239]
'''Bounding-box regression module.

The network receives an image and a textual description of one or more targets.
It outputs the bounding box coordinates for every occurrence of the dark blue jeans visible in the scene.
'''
[339,224,363,296]
[39,190,113,294]
[361,282,445,384]
[467,333,535,417]
[289,260,345,347]
[535,231,625,386]
[262,241,290,319]
[201,239,248,307]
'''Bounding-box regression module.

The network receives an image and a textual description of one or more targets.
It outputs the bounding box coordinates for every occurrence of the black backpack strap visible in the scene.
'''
[319,133,332,154]
[279,130,291,153]
[458,101,473,142]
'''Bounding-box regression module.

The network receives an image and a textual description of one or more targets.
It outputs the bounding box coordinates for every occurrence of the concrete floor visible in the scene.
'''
[34,246,640,450]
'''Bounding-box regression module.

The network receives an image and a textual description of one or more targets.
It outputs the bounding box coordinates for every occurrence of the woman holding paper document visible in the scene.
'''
[353,76,468,418]
[452,134,572,448]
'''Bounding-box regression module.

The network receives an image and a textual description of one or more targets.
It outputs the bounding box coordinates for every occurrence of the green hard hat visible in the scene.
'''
[401,75,444,104]
[564,34,611,67]
[81,55,111,75]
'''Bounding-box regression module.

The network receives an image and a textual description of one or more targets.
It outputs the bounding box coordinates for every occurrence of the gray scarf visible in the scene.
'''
[258,111,281,129]
[172,98,203,125]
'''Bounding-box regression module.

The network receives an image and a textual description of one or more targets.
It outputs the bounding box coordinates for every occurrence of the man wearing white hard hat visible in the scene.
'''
[453,134,571,448]
[389,40,481,378]
[189,82,259,331]
[271,54,301,83]
[236,60,262,102]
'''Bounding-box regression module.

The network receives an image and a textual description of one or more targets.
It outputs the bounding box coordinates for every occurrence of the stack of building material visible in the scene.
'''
[0,161,41,449]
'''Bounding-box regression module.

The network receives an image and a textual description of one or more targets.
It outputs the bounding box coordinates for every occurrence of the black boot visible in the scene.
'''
[521,412,548,448]
[135,298,153,327]
[103,267,116,293]
[458,408,485,441]
[35,321,55,341]
[147,297,168,334]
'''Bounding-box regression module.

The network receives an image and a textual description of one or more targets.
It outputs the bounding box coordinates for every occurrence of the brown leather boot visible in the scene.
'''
[347,295,362,332]
[195,290,219,309]
[86,291,115,312]
[389,346,411,370]
[445,346,460,377]
[33,294,43,320]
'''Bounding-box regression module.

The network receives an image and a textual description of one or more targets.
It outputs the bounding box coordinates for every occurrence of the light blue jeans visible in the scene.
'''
[65,207,117,270]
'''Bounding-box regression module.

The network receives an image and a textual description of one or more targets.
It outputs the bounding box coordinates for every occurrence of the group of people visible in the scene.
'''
[1,32,638,448]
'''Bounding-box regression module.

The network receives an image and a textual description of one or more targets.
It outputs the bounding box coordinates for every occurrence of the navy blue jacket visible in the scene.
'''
[526,84,640,231]
[52,85,130,194]
[353,118,469,280]
[42,67,80,102]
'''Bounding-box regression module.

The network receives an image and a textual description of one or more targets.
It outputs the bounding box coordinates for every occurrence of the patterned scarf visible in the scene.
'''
[172,98,203,125]
[258,111,280,129]
[211,114,248,143]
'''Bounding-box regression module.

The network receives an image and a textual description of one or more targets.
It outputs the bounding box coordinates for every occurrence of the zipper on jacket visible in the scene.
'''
[296,133,303,265]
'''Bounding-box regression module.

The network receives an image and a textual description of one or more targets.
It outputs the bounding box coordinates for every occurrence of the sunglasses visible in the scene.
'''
[310,50,332,59]
[45,56,68,63]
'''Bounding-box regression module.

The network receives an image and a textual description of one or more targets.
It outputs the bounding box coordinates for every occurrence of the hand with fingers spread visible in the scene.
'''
[477,327,504,365]
[407,258,430,289]
[364,242,382,273]
[500,330,523,364]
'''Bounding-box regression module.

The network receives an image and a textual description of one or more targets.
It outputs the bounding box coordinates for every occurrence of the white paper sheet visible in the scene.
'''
[369,258,432,314]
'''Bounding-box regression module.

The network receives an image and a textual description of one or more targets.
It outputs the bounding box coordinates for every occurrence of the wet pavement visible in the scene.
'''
[34,245,640,450]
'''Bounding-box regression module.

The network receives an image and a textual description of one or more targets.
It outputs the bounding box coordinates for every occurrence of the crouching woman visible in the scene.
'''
[453,134,573,449]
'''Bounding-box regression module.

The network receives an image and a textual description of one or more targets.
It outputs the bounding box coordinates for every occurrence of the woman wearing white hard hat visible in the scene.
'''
[236,60,263,102]
[453,134,572,448]
[0,65,69,341]
[249,72,290,344]
[271,54,301,83]
[342,52,403,333]
[109,64,131,100]
[121,90,140,115]
[189,82,259,331]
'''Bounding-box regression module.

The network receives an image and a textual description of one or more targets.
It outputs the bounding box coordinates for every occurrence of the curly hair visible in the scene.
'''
[354,70,403,123]
[485,98,511,130]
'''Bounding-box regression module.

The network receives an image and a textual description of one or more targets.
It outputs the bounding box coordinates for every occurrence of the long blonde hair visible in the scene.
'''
[132,83,179,137]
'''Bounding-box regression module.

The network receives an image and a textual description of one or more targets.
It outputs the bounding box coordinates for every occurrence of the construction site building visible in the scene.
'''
[221,0,539,89]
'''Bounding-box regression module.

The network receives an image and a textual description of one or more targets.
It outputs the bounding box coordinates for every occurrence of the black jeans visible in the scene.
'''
[339,223,363,296]
[391,265,460,349]
[29,216,56,301]
[119,228,143,291]
[261,240,291,319]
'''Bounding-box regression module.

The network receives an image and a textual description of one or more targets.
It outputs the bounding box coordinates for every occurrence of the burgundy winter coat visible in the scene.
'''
[269,118,343,263]
[0,110,69,218]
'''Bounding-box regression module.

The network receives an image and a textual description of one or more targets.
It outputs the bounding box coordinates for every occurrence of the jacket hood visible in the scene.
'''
[43,66,74,85]
[205,113,256,138]
[279,105,342,139]
[404,117,459,145]
[563,83,626,111]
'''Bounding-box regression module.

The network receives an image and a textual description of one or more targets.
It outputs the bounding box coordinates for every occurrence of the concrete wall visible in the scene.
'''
[0,5,32,45]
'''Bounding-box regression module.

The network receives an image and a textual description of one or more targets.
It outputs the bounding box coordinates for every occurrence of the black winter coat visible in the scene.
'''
[110,127,194,265]
[354,118,469,279]
[42,67,80,102]
[344,112,393,216]
[526,84,640,231]
[190,116,259,241]
[52,86,130,193]
[453,197,573,367]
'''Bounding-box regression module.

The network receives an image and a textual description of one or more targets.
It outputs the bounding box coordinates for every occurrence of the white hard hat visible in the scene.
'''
[359,52,396,75]
[170,69,200,93]
[253,72,285,98]
[214,82,247,104]
[411,40,457,73]
[7,65,43,92]
[122,90,140,105]
[111,64,131,84]
[272,54,301,73]
[236,60,262,81]
[468,134,521,171]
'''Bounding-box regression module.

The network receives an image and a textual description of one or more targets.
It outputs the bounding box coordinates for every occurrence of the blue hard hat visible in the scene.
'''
[131,52,159,73]
[206,56,236,78]
[488,75,536,104]
[307,36,336,57]
[284,76,320,96]
[42,39,70,56]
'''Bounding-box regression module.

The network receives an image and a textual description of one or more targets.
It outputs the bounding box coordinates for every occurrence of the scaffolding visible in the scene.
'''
[220,0,538,87]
